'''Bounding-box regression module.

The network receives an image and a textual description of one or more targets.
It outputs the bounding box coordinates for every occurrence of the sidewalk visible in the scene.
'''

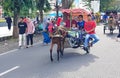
[0,34,43,54]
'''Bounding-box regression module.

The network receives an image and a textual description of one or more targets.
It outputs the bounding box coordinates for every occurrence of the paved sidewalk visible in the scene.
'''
[0,34,43,54]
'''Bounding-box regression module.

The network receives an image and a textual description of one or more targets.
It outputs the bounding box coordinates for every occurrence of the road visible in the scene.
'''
[0,25,120,78]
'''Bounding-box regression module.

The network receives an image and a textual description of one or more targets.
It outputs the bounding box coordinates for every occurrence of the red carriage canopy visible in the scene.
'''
[62,8,90,21]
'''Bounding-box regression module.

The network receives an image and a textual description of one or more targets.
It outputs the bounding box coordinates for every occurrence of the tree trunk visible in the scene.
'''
[62,0,74,21]
[13,11,19,38]
[39,9,43,23]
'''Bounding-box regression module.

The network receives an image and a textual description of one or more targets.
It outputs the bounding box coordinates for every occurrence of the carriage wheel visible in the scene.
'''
[69,37,80,48]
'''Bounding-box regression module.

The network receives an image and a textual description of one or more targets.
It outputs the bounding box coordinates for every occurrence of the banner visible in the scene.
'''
[91,1,100,13]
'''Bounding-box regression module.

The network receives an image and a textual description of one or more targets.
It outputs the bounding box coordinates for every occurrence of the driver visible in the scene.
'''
[84,14,99,50]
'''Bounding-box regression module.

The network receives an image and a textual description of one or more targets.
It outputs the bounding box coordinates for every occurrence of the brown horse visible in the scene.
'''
[50,26,67,61]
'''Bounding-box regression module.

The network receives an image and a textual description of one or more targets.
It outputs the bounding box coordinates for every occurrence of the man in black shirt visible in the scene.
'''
[18,17,27,48]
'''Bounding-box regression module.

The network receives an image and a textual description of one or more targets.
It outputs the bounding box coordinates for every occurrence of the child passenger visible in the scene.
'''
[71,23,78,30]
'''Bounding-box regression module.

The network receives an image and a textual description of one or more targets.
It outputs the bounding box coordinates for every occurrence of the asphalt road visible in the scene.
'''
[0,25,120,78]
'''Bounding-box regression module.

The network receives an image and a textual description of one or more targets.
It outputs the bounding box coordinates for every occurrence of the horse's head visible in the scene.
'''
[57,26,67,38]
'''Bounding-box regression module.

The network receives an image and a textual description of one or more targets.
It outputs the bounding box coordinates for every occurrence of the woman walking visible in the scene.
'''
[116,16,120,41]
[26,18,35,48]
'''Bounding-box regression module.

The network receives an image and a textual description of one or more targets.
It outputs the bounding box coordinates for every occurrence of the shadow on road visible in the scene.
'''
[105,33,118,39]
[29,51,99,78]
[10,45,99,78]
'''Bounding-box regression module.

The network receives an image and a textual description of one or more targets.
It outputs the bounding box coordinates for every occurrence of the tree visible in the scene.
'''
[62,0,74,21]
[100,0,115,12]
[36,0,51,23]
[62,0,74,9]
[2,0,34,38]
[82,0,92,11]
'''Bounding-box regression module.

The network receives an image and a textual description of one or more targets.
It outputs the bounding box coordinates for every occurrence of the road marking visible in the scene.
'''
[0,49,18,56]
[0,41,42,56]
[0,66,20,77]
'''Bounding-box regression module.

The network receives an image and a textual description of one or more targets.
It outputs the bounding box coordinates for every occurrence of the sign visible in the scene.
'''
[91,1,100,13]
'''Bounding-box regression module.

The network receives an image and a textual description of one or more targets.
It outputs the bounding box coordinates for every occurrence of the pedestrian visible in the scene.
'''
[41,17,51,45]
[116,17,120,41]
[26,18,35,48]
[18,17,27,48]
[5,16,12,30]
[84,14,99,50]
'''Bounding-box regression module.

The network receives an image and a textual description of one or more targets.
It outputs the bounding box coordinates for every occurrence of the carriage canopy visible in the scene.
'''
[62,8,90,21]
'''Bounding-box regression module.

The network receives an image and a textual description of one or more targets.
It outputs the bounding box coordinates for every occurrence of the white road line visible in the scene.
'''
[0,41,42,56]
[0,49,18,56]
[0,66,20,77]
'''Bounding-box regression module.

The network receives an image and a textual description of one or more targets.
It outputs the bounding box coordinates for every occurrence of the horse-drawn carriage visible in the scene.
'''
[103,17,118,34]
[49,9,91,61]
[50,26,92,62]
[103,11,119,34]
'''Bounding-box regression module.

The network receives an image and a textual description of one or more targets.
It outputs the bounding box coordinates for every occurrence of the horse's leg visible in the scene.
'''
[62,38,65,55]
[57,43,60,61]
[50,43,54,62]
[60,38,65,56]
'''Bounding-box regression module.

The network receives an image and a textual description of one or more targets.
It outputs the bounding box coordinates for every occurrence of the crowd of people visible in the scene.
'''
[14,12,120,49]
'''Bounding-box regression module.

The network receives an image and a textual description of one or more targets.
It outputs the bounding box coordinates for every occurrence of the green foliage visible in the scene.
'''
[82,0,92,11]
[36,0,51,12]
[2,0,36,16]
[100,0,118,12]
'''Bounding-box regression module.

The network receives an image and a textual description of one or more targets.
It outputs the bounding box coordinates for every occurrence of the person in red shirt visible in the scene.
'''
[56,16,62,26]
[84,14,99,50]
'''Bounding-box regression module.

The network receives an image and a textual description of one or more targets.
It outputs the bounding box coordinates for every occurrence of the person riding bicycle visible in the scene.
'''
[84,14,99,50]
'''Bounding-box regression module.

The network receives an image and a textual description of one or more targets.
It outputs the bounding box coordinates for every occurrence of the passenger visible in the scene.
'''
[65,15,77,29]
[84,14,99,50]
[77,15,85,30]
[71,23,78,31]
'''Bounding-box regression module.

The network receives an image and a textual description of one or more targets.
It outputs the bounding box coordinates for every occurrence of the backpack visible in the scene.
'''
[38,23,43,31]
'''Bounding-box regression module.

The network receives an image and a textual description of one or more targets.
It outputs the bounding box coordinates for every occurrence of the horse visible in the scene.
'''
[50,26,67,62]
